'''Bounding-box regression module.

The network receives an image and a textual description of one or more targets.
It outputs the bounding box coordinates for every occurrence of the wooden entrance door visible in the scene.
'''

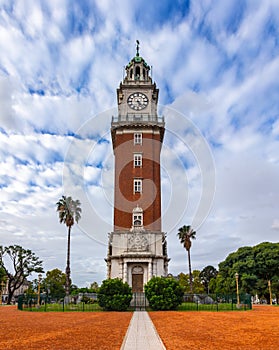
[132,274,143,292]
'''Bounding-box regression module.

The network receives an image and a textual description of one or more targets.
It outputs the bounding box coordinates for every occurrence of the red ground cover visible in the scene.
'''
[1,305,278,349]
[0,306,132,350]
[149,305,279,350]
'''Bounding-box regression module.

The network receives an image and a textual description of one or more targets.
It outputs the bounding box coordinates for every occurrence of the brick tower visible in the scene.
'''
[106,42,169,292]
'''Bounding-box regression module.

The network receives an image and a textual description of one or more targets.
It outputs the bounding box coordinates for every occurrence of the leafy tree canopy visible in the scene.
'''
[213,242,279,300]
[199,265,218,293]
[0,266,6,284]
[90,281,99,292]
[0,245,44,304]
[43,268,67,299]
[178,270,205,294]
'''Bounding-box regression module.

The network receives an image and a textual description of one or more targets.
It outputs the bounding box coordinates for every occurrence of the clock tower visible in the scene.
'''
[106,42,169,292]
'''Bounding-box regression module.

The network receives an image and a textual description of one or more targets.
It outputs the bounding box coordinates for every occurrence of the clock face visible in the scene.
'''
[127,92,148,111]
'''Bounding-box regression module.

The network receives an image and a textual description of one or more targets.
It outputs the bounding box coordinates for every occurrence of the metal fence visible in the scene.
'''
[179,293,252,311]
[129,292,148,311]
[18,292,252,312]
[18,293,101,312]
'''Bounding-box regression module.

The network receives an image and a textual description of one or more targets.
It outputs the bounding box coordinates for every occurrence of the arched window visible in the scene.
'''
[143,69,146,80]
[132,205,143,227]
[130,69,133,79]
[133,215,142,226]
[135,66,140,80]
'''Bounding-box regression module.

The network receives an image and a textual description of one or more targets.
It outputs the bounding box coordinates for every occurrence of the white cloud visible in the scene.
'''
[271,219,279,230]
[0,1,279,286]
[272,119,279,136]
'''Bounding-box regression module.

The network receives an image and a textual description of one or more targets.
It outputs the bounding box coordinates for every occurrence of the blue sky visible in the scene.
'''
[0,0,279,286]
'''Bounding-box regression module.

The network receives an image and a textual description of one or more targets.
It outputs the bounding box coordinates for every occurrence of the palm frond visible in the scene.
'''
[177,225,196,250]
[56,196,82,227]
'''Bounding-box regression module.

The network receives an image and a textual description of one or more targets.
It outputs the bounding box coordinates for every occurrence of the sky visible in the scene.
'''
[0,0,278,287]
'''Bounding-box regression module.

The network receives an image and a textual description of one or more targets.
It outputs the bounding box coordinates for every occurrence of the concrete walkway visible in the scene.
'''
[121,311,166,350]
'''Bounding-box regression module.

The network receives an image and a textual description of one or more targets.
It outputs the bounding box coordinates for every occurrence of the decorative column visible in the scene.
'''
[148,261,152,281]
[153,261,157,276]
[123,261,128,283]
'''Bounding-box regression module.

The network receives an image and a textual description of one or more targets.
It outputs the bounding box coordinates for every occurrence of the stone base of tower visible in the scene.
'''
[106,230,169,292]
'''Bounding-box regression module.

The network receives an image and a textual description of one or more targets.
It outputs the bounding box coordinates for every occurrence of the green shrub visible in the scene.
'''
[144,276,184,310]
[98,278,132,311]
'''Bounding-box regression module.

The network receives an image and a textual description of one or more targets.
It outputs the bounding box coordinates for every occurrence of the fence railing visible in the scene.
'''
[111,114,165,125]
[18,293,101,312]
[129,292,148,311]
[179,293,252,311]
[18,292,252,312]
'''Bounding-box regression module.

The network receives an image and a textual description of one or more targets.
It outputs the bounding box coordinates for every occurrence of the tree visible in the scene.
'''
[43,268,66,299]
[145,276,184,310]
[0,266,7,303]
[0,245,43,304]
[0,266,6,285]
[199,265,218,294]
[214,242,279,302]
[90,281,99,292]
[178,270,205,294]
[98,278,132,311]
[178,272,190,293]
[24,281,37,296]
[56,195,81,302]
[253,242,279,303]
[177,225,196,292]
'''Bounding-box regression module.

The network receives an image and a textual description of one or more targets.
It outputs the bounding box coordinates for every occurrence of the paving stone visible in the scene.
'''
[121,311,166,350]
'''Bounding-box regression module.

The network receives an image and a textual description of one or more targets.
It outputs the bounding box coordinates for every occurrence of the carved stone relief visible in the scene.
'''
[128,233,149,251]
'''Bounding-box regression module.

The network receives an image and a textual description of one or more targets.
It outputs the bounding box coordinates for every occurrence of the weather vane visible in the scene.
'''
[136,40,140,56]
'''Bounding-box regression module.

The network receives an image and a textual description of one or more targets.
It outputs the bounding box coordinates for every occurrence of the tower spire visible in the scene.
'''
[136,40,140,57]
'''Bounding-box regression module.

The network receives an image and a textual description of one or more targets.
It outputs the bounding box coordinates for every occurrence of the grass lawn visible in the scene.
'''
[177,301,250,311]
[23,302,103,312]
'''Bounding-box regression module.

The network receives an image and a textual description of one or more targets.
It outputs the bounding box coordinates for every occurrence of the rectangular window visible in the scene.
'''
[134,179,142,193]
[134,133,142,145]
[134,154,142,167]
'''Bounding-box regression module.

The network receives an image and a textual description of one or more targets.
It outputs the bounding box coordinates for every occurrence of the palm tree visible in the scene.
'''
[56,196,81,302]
[177,225,196,293]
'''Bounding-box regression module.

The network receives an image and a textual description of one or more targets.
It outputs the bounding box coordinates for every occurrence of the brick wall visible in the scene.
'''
[113,127,164,231]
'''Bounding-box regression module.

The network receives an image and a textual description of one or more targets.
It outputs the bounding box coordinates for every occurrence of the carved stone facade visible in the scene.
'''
[128,232,149,252]
[106,43,169,292]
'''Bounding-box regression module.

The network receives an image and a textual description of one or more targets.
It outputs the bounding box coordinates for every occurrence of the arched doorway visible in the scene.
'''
[132,266,144,292]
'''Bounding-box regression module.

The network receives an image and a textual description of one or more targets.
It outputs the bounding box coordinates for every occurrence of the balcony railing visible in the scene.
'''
[111,114,165,126]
